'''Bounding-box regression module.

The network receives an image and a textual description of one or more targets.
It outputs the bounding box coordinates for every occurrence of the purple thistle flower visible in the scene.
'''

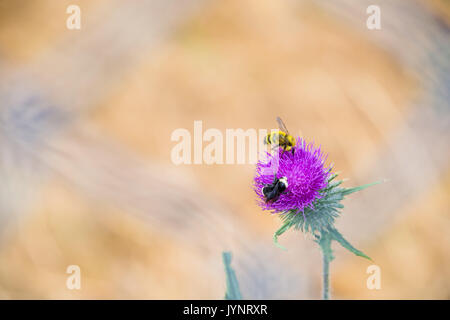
[254,125,378,300]
[254,137,331,214]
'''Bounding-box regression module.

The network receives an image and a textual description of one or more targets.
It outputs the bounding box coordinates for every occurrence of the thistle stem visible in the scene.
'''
[318,231,333,300]
[322,245,330,299]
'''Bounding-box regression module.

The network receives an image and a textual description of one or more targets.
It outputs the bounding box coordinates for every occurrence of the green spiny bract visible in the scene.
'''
[274,173,378,261]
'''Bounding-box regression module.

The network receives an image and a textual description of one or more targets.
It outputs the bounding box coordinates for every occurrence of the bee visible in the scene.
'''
[262,175,288,203]
[264,117,296,153]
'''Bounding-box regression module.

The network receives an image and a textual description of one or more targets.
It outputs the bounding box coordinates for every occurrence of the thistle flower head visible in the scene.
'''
[254,138,331,215]
[253,132,379,261]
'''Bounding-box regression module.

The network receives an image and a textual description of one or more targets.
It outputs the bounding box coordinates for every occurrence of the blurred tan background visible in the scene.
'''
[0,0,448,299]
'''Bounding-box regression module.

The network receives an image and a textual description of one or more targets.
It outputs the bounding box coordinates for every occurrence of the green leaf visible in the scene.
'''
[222,251,242,300]
[328,228,372,261]
[273,220,292,250]
[341,180,383,196]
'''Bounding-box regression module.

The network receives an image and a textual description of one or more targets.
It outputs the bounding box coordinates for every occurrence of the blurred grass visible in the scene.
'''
[0,0,107,61]
[333,168,450,299]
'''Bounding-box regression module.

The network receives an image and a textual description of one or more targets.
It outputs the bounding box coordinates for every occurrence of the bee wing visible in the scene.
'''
[276,116,290,135]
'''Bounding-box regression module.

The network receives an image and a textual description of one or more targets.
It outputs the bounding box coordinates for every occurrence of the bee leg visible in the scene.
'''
[272,173,277,183]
